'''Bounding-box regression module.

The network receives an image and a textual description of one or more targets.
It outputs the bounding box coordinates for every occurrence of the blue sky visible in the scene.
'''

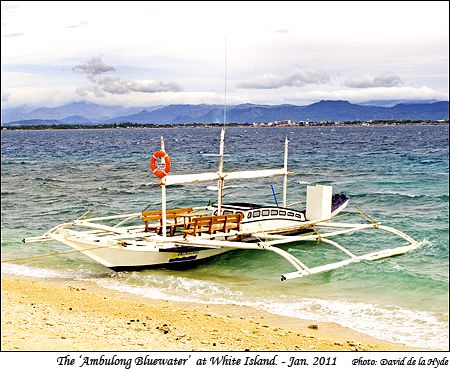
[1,1,448,109]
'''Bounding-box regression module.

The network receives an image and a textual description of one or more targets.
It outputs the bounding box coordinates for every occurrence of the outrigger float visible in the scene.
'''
[23,129,422,281]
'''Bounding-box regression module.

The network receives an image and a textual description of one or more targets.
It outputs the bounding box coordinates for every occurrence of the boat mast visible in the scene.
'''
[283,137,289,207]
[160,136,167,237]
[217,37,227,215]
[217,129,225,215]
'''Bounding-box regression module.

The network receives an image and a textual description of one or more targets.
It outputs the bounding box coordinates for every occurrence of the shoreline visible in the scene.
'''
[1,122,448,131]
[1,274,420,351]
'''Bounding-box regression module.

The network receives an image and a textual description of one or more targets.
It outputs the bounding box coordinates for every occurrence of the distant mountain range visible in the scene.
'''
[2,100,448,125]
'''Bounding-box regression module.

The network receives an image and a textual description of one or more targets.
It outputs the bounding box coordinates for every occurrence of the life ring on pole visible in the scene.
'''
[150,150,171,178]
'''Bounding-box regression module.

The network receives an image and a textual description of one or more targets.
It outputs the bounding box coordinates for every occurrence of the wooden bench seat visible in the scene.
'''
[142,207,193,235]
[182,213,243,237]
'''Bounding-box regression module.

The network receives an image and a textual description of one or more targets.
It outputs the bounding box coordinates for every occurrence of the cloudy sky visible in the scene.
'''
[1,1,448,109]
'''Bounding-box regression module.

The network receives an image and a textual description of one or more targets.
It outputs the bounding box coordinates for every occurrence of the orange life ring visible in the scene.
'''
[150,150,171,178]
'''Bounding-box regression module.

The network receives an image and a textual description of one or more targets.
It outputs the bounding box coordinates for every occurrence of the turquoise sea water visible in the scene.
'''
[1,125,448,350]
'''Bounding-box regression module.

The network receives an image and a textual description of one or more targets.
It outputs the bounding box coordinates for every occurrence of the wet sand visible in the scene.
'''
[1,275,414,351]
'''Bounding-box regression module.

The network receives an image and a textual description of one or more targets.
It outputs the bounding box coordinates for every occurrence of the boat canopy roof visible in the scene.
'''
[164,168,288,186]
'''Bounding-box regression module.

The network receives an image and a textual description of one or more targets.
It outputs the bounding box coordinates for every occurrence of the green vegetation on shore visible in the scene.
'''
[1,119,448,131]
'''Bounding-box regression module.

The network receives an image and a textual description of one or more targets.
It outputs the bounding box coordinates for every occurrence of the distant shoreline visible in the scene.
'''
[2,120,448,131]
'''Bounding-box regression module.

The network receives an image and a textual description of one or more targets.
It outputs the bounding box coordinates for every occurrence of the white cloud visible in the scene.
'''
[72,89,218,108]
[236,67,330,89]
[344,73,404,88]
[66,21,88,29]
[73,57,115,82]
[2,83,448,110]
[2,32,24,38]
[2,85,81,109]
[96,76,129,95]
[285,86,448,104]
[73,57,183,97]
[101,77,182,94]
[75,85,106,98]
[2,91,10,103]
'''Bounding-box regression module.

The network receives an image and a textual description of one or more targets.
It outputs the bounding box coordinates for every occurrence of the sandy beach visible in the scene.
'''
[0,274,415,351]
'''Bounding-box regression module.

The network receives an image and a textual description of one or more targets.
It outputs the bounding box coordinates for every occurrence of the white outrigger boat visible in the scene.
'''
[23,129,422,281]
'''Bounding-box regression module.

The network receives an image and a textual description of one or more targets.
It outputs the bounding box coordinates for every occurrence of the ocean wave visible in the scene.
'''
[34,177,67,183]
[92,274,240,304]
[352,191,449,200]
[1,263,70,279]
[90,274,448,350]
[1,191,16,195]
[259,298,448,350]
[1,263,106,280]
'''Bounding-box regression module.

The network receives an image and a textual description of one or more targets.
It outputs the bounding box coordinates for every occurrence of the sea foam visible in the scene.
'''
[89,273,448,351]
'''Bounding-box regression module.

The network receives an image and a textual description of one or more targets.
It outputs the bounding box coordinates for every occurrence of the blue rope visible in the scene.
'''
[271,185,279,206]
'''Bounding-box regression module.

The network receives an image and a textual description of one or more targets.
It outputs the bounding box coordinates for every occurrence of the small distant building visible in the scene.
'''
[253,119,295,127]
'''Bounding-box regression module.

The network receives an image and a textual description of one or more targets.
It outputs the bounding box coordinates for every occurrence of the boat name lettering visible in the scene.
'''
[178,251,199,256]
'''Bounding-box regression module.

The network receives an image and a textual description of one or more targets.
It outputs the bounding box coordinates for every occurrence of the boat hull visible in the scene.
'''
[50,232,231,269]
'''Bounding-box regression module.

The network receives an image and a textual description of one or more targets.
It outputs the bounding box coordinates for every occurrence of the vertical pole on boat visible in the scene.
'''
[217,36,227,216]
[160,136,167,237]
[283,137,289,208]
[217,128,225,215]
